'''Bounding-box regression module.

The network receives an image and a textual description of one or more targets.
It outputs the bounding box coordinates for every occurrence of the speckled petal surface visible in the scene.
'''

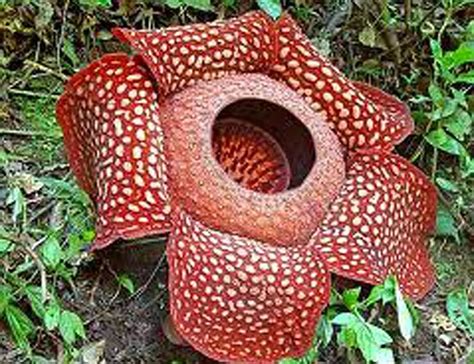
[167,209,331,363]
[160,73,345,247]
[113,11,274,96]
[270,14,413,150]
[56,54,172,249]
[310,151,437,300]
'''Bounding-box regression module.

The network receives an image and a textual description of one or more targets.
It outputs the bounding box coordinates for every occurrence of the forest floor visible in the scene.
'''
[0,1,473,363]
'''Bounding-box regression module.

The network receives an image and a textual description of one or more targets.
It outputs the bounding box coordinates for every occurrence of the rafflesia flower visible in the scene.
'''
[56,11,437,363]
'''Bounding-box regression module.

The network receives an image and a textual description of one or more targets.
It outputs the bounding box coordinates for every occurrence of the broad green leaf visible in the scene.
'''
[443,110,472,141]
[454,70,474,84]
[365,277,396,307]
[183,0,213,10]
[25,285,46,319]
[367,323,393,346]
[430,39,443,62]
[40,235,63,269]
[425,129,464,155]
[343,287,361,310]
[59,310,86,345]
[44,302,61,331]
[446,289,474,335]
[443,42,474,70]
[339,325,357,348]
[164,0,182,8]
[395,282,415,341]
[5,304,35,350]
[117,274,136,295]
[428,83,444,108]
[435,177,459,192]
[356,322,380,362]
[436,205,460,243]
[332,312,358,326]
[257,0,282,19]
[0,238,13,255]
[373,348,395,364]
[62,39,80,66]
[316,313,333,347]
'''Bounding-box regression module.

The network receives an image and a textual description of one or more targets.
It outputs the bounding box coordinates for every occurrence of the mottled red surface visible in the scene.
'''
[310,151,437,300]
[56,10,437,363]
[160,74,344,247]
[167,209,330,362]
[56,54,171,249]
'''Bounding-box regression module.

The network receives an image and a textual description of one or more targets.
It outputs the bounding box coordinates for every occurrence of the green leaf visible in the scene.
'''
[117,274,136,295]
[359,26,377,48]
[316,313,333,347]
[256,0,282,19]
[5,304,35,350]
[443,110,472,141]
[62,39,80,66]
[435,177,459,192]
[0,238,13,256]
[430,38,443,62]
[59,310,86,345]
[454,69,474,84]
[373,348,395,364]
[183,0,213,11]
[343,287,361,310]
[395,281,415,342]
[446,289,474,335]
[425,129,464,155]
[442,42,474,70]
[366,276,396,306]
[40,235,63,269]
[367,323,393,346]
[44,302,61,331]
[6,186,26,225]
[332,312,358,326]
[339,325,357,348]
[79,0,112,8]
[428,83,444,107]
[25,286,46,319]
[164,0,182,8]
[0,285,12,314]
[436,205,460,243]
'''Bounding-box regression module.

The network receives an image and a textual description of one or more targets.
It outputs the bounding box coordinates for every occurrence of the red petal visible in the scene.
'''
[310,151,437,300]
[112,11,274,96]
[212,119,291,194]
[352,81,414,144]
[271,15,413,150]
[56,54,172,250]
[167,210,331,362]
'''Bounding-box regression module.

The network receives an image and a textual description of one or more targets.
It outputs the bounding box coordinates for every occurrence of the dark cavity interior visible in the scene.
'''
[213,98,316,190]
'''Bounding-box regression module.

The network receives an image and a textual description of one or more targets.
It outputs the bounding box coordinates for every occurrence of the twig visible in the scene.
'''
[0,128,53,137]
[56,0,70,72]
[128,252,167,301]
[7,88,60,99]
[23,60,68,82]
[89,262,105,306]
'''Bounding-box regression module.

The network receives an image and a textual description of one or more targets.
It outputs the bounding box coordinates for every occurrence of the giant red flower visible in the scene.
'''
[56,11,437,363]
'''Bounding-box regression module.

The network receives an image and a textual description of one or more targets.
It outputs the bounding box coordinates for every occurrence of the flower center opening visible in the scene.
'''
[212,98,316,194]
